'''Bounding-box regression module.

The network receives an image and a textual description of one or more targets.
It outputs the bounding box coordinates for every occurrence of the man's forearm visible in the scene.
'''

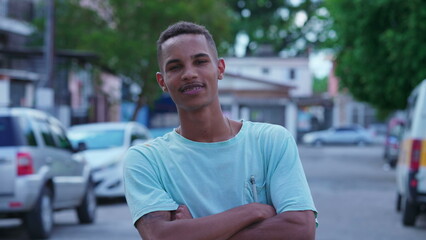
[136,203,275,240]
[228,210,316,240]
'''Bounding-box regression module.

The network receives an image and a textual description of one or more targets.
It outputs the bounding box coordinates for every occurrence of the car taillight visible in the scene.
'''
[410,139,421,171]
[17,152,34,176]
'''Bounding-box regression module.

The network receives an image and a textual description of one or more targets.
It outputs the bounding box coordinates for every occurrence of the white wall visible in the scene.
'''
[224,57,312,97]
[0,79,10,107]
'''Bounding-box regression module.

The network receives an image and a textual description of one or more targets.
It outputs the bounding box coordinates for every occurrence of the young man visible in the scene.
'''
[123,21,317,240]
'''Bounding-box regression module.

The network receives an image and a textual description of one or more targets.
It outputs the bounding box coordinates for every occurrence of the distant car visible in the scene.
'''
[67,122,151,198]
[0,108,96,239]
[368,123,387,144]
[302,126,373,146]
[383,117,405,168]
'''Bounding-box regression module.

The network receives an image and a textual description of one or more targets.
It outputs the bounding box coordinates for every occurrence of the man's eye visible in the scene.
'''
[195,59,208,65]
[168,65,181,71]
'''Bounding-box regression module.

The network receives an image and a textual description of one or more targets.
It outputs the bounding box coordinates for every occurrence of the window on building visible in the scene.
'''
[0,0,7,17]
[289,68,296,80]
[10,81,26,107]
[262,67,270,74]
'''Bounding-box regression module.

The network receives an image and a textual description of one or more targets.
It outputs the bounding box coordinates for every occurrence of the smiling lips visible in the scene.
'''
[180,83,205,95]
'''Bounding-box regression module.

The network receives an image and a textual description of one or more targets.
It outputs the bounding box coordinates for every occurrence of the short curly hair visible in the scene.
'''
[157,21,218,71]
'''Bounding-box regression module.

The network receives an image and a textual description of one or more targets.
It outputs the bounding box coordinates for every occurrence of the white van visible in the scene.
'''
[396,79,426,226]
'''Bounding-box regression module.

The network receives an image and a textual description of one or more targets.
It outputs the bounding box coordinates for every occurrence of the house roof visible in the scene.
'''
[0,47,98,61]
[219,72,296,99]
[0,69,39,81]
[0,16,35,36]
[223,72,295,89]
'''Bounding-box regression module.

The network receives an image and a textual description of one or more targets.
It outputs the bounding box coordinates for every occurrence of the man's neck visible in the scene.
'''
[177,108,235,143]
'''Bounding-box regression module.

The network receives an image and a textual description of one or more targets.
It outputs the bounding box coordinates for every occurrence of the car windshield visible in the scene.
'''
[68,129,125,150]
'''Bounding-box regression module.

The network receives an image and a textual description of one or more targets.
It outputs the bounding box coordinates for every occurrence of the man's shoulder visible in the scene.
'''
[245,121,290,137]
[133,133,172,150]
[127,132,175,158]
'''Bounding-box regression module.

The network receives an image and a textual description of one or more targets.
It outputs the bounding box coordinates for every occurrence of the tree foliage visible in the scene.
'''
[325,0,426,112]
[34,0,233,119]
[313,76,328,93]
[227,0,328,56]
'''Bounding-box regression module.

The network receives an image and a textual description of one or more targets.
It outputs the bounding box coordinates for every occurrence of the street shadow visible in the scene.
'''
[413,214,426,229]
[97,196,127,206]
[0,219,29,240]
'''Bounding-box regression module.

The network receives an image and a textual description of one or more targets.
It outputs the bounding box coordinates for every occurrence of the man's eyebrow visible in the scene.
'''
[165,53,211,68]
[165,59,180,68]
[191,53,210,59]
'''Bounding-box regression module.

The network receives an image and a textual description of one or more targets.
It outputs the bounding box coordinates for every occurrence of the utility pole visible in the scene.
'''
[42,0,55,88]
[36,0,55,111]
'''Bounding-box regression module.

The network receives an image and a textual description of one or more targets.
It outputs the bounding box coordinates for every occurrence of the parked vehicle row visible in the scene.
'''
[0,108,97,239]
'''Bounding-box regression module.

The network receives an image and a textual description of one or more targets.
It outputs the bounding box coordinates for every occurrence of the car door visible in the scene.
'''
[32,117,66,203]
[48,119,86,207]
[329,127,354,144]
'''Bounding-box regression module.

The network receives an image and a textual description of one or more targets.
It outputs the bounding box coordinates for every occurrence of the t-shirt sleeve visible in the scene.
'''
[123,146,179,225]
[266,126,317,216]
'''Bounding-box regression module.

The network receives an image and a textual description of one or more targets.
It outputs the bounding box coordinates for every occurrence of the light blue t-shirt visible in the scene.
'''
[123,121,317,224]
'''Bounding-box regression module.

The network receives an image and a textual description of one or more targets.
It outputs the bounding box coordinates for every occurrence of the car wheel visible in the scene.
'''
[402,198,418,226]
[396,193,401,212]
[76,181,97,224]
[313,139,323,147]
[24,186,53,239]
[356,140,366,146]
[389,159,397,168]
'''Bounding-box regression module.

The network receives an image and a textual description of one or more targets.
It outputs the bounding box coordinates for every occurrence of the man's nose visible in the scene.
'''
[181,65,197,80]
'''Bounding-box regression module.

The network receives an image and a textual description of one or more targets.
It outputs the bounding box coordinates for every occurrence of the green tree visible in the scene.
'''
[313,76,328,93]
[325,0,426,113]
[34,0,234,120]
[227,0,328,56]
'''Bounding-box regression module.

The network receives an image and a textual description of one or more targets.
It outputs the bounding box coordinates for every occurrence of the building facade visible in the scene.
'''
[0,0,122,127]
[220,57,314,138]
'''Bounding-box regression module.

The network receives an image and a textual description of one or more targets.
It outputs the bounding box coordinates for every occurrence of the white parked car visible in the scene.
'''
[302,126,373,146]
[67,122,151,198]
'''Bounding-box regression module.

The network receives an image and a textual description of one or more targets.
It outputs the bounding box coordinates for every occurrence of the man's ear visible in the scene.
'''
[217,58,225,80]
[156,72,168,92]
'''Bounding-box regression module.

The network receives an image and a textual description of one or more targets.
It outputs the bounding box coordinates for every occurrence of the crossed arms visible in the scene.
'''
[135,203,316,240]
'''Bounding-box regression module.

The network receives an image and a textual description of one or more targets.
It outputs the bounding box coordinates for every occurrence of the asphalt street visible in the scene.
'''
[1,145,425,239]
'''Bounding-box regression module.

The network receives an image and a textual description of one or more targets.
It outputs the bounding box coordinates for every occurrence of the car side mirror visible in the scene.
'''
[75,141,87,152]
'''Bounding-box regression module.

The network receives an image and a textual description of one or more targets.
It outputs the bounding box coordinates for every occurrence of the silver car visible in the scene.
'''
[0,108,96,239]
[67,122,151,198]
[302,126,373,146]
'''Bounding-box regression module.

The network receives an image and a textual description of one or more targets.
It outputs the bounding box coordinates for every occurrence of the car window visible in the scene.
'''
[336,128,353,132]
[405,94,417,132]
[18,116,37,146]
[68,129,125,150]
[35,119,56,147]
[50,121,73,151]
[0,117,20,146]
[0,116,37,147]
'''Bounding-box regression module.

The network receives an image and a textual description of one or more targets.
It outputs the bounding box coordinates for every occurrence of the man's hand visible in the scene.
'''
[249,203,276,221]
[172,205,193,220]
[170,203,275,222]
[229,210,316,240]
[135,203,279,240]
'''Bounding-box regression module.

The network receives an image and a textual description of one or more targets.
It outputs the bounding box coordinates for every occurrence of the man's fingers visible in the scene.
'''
[174,205,193,220]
